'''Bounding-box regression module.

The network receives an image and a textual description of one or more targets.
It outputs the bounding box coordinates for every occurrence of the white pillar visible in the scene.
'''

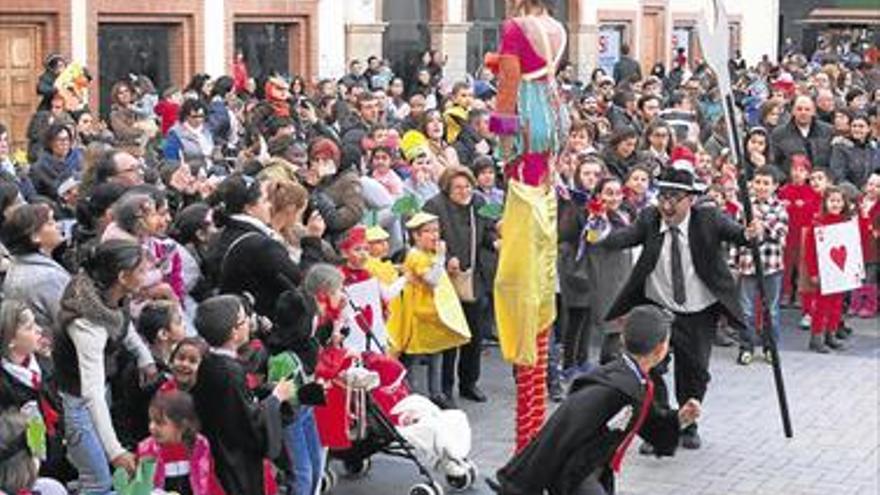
[447,0,464,23]
[203,0,225,76]
[577,0,601,81]
[342,0,385,77]
[70,0,87,64]
[319,0,348,78]
[428,23,470,82]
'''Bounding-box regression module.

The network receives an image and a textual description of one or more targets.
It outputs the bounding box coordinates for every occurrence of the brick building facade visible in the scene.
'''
[0,0,778,147]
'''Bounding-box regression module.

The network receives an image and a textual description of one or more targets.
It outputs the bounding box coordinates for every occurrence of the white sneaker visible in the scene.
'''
[799,314,812,329]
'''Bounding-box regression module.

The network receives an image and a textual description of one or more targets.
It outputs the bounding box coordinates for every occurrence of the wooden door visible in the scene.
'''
[0,24,41,152]
[641,8,665,76]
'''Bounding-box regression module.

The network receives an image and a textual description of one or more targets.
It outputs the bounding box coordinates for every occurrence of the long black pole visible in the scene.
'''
[724,93,794,438]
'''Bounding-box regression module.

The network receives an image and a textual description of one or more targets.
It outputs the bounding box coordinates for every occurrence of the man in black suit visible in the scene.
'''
[599,165,762,449]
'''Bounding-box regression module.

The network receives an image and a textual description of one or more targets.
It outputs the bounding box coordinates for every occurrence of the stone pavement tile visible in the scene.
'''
[757,477,791,493]
[335,313,878,494]
[618,484,681,495]
[817,464,857,484]
[857,485,880,495]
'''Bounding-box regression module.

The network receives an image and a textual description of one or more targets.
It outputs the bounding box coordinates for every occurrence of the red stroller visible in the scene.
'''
[313,346,477,495]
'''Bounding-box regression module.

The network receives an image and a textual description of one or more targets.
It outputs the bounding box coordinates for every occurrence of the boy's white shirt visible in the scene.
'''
[606,405,635,431]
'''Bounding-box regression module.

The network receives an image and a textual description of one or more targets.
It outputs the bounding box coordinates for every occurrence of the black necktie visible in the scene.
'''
[670,226,686,305]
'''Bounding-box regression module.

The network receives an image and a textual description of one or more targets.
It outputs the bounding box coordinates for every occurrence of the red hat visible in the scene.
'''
[669,146,696,170]
[339,225,368,252]
[658,146,706,193]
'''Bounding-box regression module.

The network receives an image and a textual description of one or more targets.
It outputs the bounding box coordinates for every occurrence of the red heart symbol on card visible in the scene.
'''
[354,305,374,333]
[830,245,847,272]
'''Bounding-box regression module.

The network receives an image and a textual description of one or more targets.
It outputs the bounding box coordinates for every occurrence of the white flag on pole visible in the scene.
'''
[697,0,731,91]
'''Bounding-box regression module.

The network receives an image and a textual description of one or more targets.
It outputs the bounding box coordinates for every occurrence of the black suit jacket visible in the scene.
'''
[599,204,749,328]
[193,353,282,495]
[495,358,680,495]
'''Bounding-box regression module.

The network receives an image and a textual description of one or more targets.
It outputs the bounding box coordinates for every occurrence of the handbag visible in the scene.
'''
[450,206,477,302]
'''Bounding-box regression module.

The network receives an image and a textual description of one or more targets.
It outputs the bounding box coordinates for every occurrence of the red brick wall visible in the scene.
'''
[430,0,446,23]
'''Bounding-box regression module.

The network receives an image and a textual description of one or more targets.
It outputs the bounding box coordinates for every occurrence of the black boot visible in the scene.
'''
[460,385,488,403]
[809,334,830,353]
[825,332,845,350]
[680,424,702,450]
[432,393,457,410]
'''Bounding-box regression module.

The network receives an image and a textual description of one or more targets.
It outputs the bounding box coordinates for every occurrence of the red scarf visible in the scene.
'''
[609,377,655,473]
[341,265,371,285]
[316,293,343,328]
[3,356,59,436]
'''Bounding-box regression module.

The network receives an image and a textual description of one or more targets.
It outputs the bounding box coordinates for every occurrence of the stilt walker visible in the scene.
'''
[485,0,567,452]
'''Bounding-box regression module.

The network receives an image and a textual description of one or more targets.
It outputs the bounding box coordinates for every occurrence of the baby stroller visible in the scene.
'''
[313,345,478,495]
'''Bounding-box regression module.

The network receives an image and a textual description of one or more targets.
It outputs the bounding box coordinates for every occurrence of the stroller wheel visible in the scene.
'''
[410,481,444,495]
[320,466,338,493]
[445,459,478,492]
[343,457,372,478]
[466,459,478,481]
[445,472,471,492]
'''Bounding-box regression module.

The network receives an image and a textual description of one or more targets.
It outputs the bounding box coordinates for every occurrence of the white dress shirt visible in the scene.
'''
[646,210,717,314]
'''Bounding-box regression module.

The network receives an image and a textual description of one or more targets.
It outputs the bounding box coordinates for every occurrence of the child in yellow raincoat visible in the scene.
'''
[388,213,470,408]
[364,226,401,287]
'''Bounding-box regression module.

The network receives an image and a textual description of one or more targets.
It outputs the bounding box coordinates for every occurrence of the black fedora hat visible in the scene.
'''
[656,164,706,194]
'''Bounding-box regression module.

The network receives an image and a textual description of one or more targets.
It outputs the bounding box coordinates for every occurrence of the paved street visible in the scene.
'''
[331,310,879,495]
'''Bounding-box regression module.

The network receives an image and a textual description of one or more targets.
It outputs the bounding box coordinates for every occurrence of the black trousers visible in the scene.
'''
[574,469,615,495]
[442,297,485,393]
[650,303,720,413]
[562,306,591,369]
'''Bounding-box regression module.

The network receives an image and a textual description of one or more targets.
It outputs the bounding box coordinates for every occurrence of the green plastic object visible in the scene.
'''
[392,194,422,216]
[268,352,305,407]
[112,457,157,495]
[25,416,47,460]
[477,202,503,221]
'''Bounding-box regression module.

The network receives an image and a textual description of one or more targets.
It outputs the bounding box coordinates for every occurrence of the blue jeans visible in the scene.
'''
[738,272,783,351]
[62,393,113,495]
[284,406,324,495]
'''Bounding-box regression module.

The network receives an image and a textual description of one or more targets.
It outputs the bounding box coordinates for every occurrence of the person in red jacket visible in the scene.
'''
[794,166,832,330]
[232,50,249,94]
[802,186,853,353]
[154,87,182,136]
[777,155,820,305]
[854,172,880,317]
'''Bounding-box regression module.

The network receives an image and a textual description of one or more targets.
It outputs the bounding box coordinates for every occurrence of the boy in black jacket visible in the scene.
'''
[489,305,701,495]
[191,295,294,495]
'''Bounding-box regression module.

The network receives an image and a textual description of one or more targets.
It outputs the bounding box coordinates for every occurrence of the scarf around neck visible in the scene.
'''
[1,355,41,390]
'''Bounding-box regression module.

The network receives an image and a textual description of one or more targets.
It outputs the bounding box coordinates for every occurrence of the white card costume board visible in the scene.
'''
[342,278,388,352]
[815,219,865,295]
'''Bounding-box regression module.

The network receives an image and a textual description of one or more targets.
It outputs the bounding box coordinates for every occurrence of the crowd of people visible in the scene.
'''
[0,15,879,495]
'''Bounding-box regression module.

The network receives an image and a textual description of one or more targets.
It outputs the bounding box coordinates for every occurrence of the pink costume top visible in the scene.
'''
[488,16,567,186]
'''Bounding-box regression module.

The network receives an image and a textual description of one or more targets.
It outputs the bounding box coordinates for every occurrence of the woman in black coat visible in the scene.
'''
[557,155,614,373]
[601,127,640,181]
[204,174,320,317]
[830,113,880,189]
[29,123,83,200]
[423,166,498,403]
